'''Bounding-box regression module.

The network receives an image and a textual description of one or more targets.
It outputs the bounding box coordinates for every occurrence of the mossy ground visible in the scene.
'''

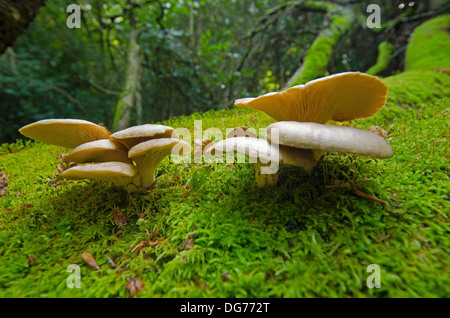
[0,96,449,298]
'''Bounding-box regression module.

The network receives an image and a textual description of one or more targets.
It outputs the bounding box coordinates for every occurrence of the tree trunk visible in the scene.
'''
[112,3,142,132]
[0,0,46,54]
[283,2,355,88]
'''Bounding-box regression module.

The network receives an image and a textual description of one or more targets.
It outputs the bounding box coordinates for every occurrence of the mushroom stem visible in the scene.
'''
[137,165,157,188]
[253,162,279,187]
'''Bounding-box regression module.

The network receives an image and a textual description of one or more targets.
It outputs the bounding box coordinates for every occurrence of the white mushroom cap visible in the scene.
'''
[128,138,192,188]
[19,119,111,149]
[266,121,394,159]
[110,124,178,149]
[61,162,139,187]
[205,137,317,187]
[64,139,132,164]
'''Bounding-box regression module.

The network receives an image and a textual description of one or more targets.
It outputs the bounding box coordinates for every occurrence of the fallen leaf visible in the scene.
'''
[82,251,100,270]
[221,271,230,282]
[184,234,194,251]
[109,207,128,227]
[226,127,257,138]
[125,277,145,297]
[0,169,8,196]
[193,139,214,158]
[369,125,389,138]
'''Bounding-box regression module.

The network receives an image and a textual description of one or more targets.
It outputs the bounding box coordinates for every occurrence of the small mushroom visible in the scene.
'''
[234,72,388,124]
[128,138,192,188]
[266,121,394,159]
[110,124,178,150]
[63,139,132,164]
[205,137,317,187]
[19,119,111,149]
[61,162,140,188]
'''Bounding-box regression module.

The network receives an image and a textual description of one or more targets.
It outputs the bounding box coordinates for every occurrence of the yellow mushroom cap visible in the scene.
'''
[267,121,394,159]
[61,162,139,186]
[234,72,388,124]
[110,124,178,149]
[64,139,132,164]
[128,138,192,188]
[19,119,111,149]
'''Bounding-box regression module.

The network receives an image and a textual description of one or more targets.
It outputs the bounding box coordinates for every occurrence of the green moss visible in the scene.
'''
[405,14,450,71]
[1,97,449,297]
[373,69,450,121]
[366,41,395,76]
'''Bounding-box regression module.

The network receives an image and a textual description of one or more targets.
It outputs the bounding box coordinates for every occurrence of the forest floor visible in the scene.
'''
[0,95,448,297]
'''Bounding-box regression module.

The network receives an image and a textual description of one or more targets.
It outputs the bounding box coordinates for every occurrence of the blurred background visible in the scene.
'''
[0,0,448,143]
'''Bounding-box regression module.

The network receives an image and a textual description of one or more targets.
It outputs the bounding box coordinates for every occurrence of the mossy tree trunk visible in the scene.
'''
[112,1,143,132]
[283,2,354,88]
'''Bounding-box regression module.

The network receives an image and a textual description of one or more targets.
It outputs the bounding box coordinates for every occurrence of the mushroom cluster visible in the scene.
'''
[19,119,191,191]
[206,72,394,186]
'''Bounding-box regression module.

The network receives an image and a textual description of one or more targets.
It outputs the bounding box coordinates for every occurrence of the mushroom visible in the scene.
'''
[19,119,111,149]
[63,139,132,164]
[234,72,388,124]
[110,124,178,150]
[128,138,192,188]
[266,121,394,159]
[61,162,140,189]
[205,136,317,187]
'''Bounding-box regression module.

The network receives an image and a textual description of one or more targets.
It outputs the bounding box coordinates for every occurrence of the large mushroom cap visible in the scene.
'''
[205,137,317,187]
[110,124,178,149]
[61,162,139,186]
[205,137,316,169]
[19,119,111,149]
[64,139,132,164]
[235,72,388,124]
[267,121,394,159]
[128,138,191,187]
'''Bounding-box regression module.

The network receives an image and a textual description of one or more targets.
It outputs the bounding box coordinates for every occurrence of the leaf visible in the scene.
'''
[82,251,100,270]
[0,169,8,196]
[109,207,128,227]
[184,234,194,251]
[125,277,145,298]
[369,125,389,138]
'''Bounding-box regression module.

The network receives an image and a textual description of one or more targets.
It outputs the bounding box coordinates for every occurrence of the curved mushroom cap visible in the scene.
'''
[128,138,192,187]
[19,119,111,149]
[204,137,317,170]
[235,72,388,124]
[64,139,132,164]
[110,124,178,149]
[266,121,393,159]
[61,162,139,186]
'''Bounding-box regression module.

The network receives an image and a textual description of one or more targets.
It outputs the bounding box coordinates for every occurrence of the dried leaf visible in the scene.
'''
[125,277,145,297]
[226,127,257,139]
[184,234,194,251]
[193,139,214,158]
[0,169,8,196]
[369,125,389,138]
[109,207,128,227]
[82,251,100,270]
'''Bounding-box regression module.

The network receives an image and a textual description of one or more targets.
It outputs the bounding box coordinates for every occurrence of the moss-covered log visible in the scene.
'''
[284,3,354,87]
[366,41,395,76]
[374,14,450,120]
